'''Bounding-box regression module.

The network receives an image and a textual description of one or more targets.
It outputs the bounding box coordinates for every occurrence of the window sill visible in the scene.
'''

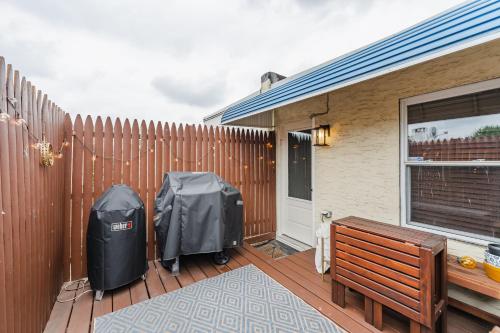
[401,222,493,247]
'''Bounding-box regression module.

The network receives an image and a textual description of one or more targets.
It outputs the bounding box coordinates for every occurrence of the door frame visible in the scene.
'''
[276,118,316,250]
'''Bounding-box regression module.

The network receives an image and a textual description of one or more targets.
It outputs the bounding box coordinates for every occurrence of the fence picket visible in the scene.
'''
[197,125,203,171]
[81,116,94,277]
[139,120,148,253]
[14,71,28,333]
[147,121,156,259]
[163,123,171,175]
[7,66,23,333]
[94,117,104,198]
[214,127,220,175]
[21,78,34,332]
[202,125,208,171]
[220,128,226,180]
[123,119,132,185]
[183,124,190,171]
[178,124,184,172]
[171,123,178,171]
[208,126,215,172]
[103,118,113,191]
[70,115,84,279]
[0,57,14,333]
[35,89,45,328]
[130,120,140,193]
[63,115,73,281]
[113,119,123,184]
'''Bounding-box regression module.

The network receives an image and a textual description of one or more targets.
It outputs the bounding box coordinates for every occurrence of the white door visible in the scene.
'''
[280,127,313,246]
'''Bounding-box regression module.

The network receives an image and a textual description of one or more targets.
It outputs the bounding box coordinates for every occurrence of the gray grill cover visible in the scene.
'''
[154,172,243,262]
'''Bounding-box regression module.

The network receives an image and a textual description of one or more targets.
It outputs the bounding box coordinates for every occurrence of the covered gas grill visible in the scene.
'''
[154,172,244,274]
[87,185,148,300]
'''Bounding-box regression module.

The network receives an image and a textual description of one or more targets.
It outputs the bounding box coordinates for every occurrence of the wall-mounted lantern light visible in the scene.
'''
[312,124,330,146]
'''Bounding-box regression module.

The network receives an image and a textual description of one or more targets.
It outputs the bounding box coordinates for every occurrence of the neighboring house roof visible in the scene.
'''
[221,0,500,125]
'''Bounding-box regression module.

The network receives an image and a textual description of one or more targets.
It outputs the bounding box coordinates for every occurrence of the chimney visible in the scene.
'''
[260,72,286,93]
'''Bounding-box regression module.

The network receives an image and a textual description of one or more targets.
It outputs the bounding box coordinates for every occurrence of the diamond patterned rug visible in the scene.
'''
[94,264,345,333]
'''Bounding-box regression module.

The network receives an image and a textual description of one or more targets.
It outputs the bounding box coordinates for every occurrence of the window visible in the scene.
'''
[288,130,312,201]
[401,83,500,242]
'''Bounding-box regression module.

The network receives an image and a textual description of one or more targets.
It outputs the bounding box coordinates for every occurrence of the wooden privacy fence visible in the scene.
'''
[63,115,276,280]
[409,136,500,161]
[0,57,66,333]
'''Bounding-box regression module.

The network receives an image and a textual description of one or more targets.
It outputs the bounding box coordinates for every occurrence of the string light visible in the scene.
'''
[14,115,27,127]
[45,126,276,167]
[92,155,97,161]
[125,161,130,166]
[0,112,10,122]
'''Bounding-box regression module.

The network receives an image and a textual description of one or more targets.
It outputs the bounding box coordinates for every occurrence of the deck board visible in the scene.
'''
[44,245,494,333]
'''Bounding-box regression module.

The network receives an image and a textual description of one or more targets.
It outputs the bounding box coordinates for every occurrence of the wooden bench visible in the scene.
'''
[447,255,500,326]
[330,216,447,333]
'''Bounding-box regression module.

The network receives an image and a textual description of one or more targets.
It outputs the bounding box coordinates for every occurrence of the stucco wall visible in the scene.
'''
[274,39,500,260]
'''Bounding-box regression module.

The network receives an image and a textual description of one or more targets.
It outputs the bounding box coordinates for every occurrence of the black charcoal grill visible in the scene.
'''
[87,185,148,300]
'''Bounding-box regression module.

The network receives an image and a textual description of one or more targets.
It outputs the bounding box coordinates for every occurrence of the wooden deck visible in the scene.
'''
[45,244,494,333]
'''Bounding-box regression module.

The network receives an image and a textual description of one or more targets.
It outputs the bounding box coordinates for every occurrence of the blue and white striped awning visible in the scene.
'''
[221,0,500,126]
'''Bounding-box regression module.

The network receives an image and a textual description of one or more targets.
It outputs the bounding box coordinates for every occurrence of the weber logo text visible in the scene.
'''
[111,221,133,231]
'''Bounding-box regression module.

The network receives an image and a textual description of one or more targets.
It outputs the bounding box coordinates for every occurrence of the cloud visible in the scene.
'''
[0,0,463,124]
[0,31,56,79]
[152,75,226,108]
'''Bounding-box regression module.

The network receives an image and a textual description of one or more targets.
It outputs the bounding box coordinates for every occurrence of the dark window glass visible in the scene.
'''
[288,130,311,200]
[409,165,500,239]
[407,88,500,161]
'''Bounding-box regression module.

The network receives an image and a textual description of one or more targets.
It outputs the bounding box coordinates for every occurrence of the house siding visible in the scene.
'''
[274,38,500,260]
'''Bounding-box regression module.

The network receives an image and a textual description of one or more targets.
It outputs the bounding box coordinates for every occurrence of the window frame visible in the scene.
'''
[400,78,500,245]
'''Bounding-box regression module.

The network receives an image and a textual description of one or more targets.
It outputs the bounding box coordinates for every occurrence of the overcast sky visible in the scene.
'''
[0,0,462,124]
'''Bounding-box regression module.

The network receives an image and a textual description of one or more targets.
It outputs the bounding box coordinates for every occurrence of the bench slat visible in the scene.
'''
[337,267,420,310]
[337,233,420,267]
[337,242,420,278]
[336,274,421,323]
[337,251,420,289]
[337,225,420,256]
[337,258,421,300]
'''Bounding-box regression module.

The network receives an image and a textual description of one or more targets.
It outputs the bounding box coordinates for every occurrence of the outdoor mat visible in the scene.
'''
[253,240,298,259]
[94,264,344,333]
